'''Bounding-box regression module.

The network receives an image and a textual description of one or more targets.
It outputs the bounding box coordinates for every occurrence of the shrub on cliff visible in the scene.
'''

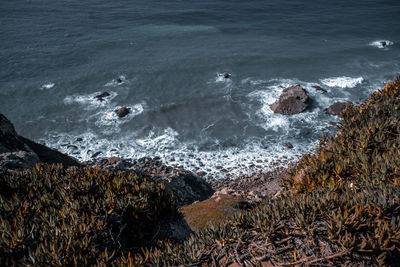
[0,164,178,266]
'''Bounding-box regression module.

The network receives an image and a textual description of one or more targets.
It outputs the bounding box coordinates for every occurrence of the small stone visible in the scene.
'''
[285,142,293,149]
[197,171,207,176]
[116,77,122,83]
[76,137,83,142]
[223,73,231,79]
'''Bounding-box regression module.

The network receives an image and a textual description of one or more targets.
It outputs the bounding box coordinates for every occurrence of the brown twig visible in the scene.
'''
[278,249,348,266]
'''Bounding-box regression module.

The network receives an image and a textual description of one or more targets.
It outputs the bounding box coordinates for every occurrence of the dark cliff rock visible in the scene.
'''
[270,85,312,115]
[87,157,214,207]
[0,114,80,173]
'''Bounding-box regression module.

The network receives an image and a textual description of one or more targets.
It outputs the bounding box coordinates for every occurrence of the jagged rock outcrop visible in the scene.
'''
[88,157,214,206]
[0,114,80,173]
[270,85,312,115]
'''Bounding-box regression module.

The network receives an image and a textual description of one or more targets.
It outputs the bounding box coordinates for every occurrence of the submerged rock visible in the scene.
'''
[270,85,312,115]
[312,85,328,93]
[325,101,353,116]
[115,106,130,118]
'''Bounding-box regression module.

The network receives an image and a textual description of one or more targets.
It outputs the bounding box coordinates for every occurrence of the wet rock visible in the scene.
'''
[76,137,83,142]
[312,85,327,93]
[325,101,353,116]
[285,142,293,149]
[116,77,122,83]
[223,73,231,79]
[115,107,130,118]
[94,92,110,101]
[270,85,312,115]
[380,41,387,47]
[91,151,102,158]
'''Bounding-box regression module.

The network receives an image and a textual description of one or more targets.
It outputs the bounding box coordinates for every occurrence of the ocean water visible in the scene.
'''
[1,0,399,178]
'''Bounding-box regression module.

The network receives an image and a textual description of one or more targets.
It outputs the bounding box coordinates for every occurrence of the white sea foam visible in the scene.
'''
[320,76,364,88]
[44,76,348,179]
[40,83,55,90]
[42,127,306,179]
[369,40,394,49]
[215,72,232,83]
[64,91,118,109]
[95,104,144,129]
[105,75,127,87]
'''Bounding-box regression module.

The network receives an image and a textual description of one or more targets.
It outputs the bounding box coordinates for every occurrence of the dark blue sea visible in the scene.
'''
[1,0,399,177]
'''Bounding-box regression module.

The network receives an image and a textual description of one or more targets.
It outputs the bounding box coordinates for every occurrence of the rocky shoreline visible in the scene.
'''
[0,83,355,225]
[0,112,293,233]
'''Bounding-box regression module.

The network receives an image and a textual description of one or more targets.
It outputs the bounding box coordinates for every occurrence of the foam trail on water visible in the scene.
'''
[64,91,118,109]
[320,76,364,88]
[369,40,394,49]
[40,83,55,90]
[105,75,127,87]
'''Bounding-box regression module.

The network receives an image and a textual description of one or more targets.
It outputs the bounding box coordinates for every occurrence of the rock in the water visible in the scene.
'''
[312,85,327,93]
[94,92,110,101]
[116,77,122,83]
[115,107,130,118]
[91,151,102,158]
[284,142,293,149]
[270,85,312,115]
[223,73,231,79]
[325,101,353,116]
[380,41,387,47]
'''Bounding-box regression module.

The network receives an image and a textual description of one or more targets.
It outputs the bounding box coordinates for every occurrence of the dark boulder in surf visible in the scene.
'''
[115,106,130,118]
[94,92,110,101]
[325,101,353,116]
[270,85,312,115]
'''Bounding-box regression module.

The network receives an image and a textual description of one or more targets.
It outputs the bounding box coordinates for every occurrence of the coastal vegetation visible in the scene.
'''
[1,78,400,265]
